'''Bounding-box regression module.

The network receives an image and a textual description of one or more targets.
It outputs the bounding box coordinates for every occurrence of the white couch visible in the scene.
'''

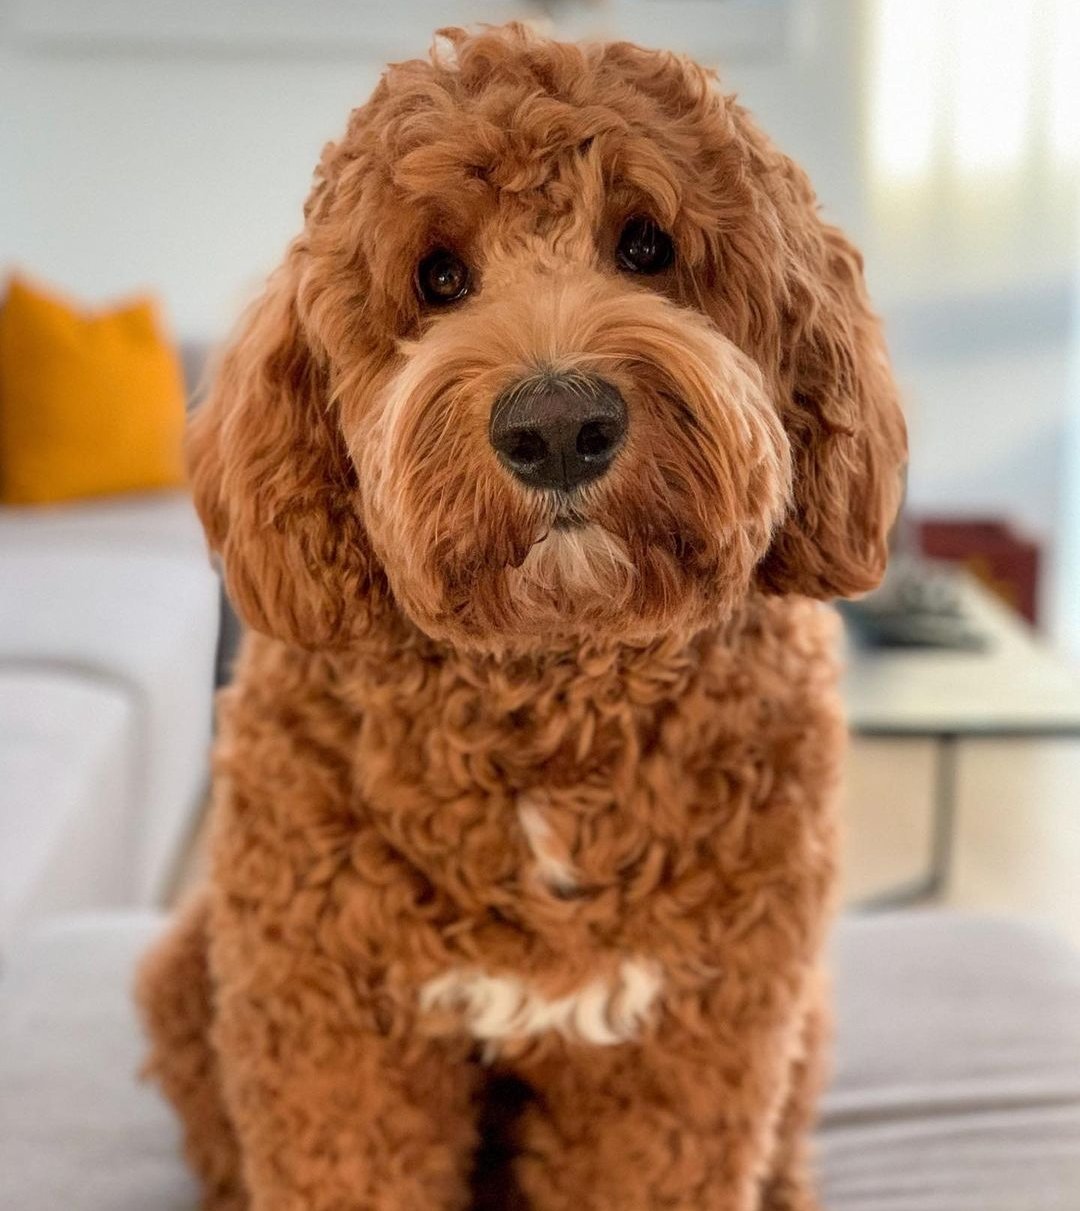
[0,490,219,947]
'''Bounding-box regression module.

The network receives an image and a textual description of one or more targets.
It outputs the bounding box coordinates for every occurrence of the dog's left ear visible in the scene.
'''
[756,199,907,599]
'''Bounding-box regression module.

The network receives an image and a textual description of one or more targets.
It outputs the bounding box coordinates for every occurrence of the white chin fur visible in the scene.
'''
[511,523,634,603]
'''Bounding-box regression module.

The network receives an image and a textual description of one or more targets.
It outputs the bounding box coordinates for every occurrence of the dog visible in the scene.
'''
[137,23,906,1211]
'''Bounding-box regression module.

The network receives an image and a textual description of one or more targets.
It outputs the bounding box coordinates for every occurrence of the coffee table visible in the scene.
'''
[842,574,1080,906]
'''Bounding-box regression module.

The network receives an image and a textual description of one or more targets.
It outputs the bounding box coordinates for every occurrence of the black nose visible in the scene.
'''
[489,374,628,491]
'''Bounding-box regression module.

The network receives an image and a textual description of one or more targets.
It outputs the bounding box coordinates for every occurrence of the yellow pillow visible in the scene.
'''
[0,275,186,504]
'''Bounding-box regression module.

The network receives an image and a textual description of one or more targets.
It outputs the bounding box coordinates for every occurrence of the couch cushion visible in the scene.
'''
[0,549,216,905]
[0,914,195,1211]
[820,912,1080,1210]
[0,489,209,557]
[0,671,136,948]
[2,911,1079,1210]
[0,500,218,903]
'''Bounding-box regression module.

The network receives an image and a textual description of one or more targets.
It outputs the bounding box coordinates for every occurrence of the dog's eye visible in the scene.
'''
[417,249,470,305]
[616,217,675,275]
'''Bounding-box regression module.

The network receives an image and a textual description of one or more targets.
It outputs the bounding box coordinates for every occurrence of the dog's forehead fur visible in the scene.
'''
[351,31,720,215]
[307,28,769,336]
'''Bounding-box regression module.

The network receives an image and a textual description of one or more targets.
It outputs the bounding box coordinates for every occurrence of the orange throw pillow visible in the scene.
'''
[0,275,186,504]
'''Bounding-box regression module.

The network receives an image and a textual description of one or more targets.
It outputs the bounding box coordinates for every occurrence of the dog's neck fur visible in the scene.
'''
[327,603,752,790]
[233,592,834,823]
[222,591,839,986]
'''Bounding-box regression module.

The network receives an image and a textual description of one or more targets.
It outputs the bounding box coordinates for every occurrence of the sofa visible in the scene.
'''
[0,342,221,949]
[0,491,219,945]
[1,909,1078,1210]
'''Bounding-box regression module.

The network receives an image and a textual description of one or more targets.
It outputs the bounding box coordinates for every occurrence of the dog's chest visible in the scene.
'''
[333,604,841,1049]
[349,640,746,911]
[363,769,791,1052]
[413,789,673,1049]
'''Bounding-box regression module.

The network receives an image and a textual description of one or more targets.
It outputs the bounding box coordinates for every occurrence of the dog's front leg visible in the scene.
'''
[509,1005,805,1211]
[209,909,480,1211]
[759,994,828,1211]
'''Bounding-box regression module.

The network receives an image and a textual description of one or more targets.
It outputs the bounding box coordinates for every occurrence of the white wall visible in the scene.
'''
[0,0,871,341]
[0,44,382,337]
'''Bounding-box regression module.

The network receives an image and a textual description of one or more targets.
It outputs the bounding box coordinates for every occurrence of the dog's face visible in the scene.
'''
[190,26,906,653]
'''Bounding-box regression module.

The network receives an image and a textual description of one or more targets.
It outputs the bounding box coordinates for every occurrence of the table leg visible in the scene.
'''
[857,734,959,911]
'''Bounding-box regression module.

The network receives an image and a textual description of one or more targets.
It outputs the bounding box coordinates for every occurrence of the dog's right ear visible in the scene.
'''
[187,253,387,648]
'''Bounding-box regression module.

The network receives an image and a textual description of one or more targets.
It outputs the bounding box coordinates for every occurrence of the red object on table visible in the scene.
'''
[915,518,1040,626]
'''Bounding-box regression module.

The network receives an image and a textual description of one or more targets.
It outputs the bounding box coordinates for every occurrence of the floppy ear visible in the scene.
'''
[187,254,388,648]
[756,199,907,599]
[601,46,907,601]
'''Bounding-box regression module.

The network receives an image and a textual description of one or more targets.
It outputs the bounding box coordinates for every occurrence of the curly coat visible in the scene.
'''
[137,24,906,1211]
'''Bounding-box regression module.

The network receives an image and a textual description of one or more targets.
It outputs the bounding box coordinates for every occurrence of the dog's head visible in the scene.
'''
[190,25,906,653]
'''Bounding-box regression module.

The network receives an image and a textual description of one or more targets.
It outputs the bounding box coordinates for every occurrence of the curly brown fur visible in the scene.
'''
[137,23,905,1211]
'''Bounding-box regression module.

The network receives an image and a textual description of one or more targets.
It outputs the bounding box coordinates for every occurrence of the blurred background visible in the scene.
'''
[2,0,1079,946]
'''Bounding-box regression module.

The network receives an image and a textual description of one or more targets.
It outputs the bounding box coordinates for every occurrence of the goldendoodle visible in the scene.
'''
[138,23,906,1211]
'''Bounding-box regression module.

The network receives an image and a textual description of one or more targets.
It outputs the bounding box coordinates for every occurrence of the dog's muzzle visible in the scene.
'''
[489,372,627,492]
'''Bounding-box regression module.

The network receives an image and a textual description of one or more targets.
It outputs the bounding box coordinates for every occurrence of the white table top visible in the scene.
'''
[843,576,1080,737]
